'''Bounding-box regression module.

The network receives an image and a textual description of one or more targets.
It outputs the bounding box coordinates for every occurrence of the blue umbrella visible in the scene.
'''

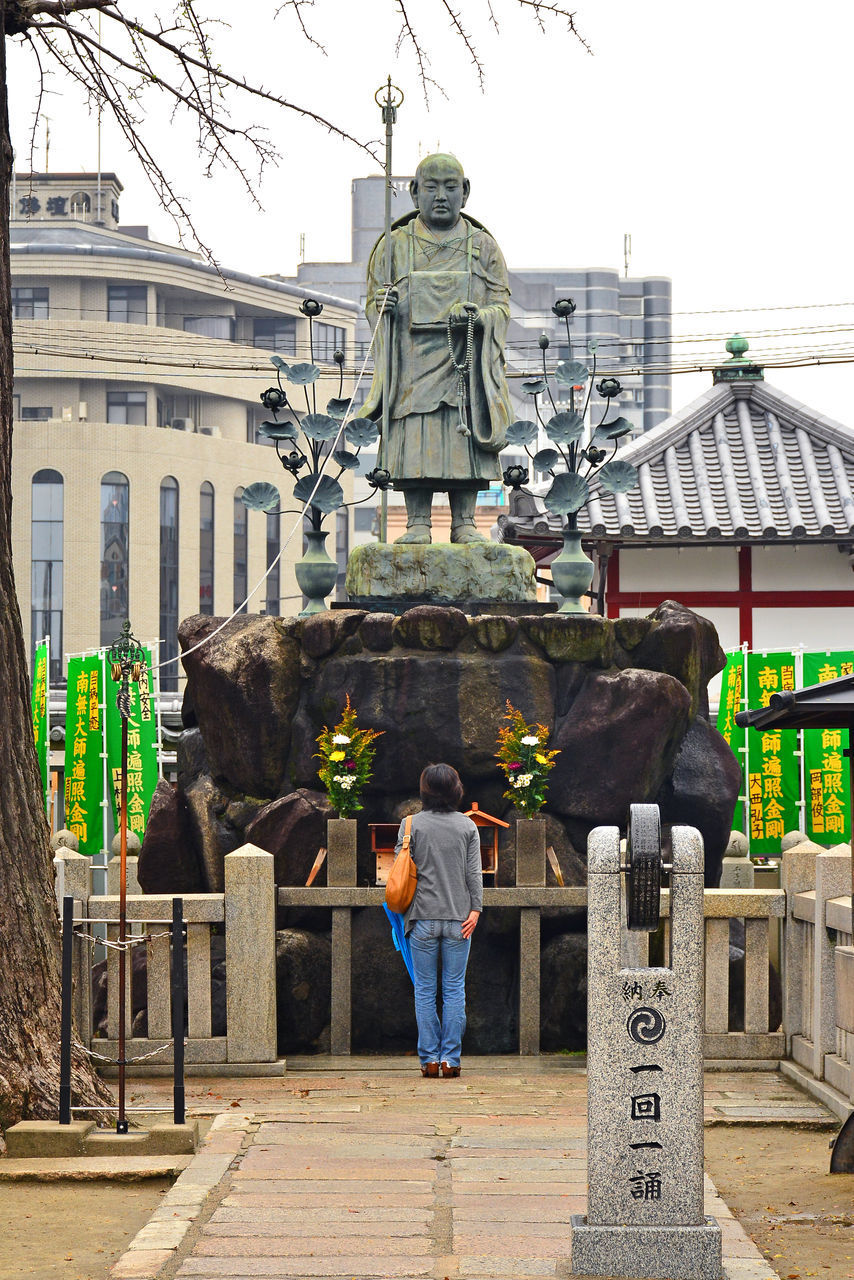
[383,904,415,985]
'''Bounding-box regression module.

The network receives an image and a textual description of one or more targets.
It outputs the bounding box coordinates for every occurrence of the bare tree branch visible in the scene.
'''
[514,0,591,52]
[275,0,326,54]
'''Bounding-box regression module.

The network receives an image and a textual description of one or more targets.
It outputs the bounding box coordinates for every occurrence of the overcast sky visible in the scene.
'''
[7,0,854,420]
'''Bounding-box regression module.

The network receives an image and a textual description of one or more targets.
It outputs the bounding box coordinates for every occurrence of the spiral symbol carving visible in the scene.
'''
[626,1006,666,1045]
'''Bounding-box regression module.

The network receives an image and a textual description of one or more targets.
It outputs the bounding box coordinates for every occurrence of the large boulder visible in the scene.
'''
[656,717,743,887]
[540,931,588,1051]
[286,650,555,795]
[628,600,726,719]
[246,789,333,886]
[183,773,265,893]
[548,668,691,824]
[138,780,205,894]
[179,614,300,796]
[276,929,332,1053]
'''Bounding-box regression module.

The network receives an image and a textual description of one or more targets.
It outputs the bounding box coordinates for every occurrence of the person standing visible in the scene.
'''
[396,763,483,1077]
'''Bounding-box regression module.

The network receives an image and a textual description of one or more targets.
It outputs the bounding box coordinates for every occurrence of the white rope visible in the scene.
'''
[152,298,389,674]
[70,929,171,951]
[74,1037,188,1064]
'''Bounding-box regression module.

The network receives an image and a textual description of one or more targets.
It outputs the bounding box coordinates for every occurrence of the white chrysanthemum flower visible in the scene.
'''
[520,735,540,746]
[514,773,533,788]
[333,775,355,790]
[332,734,352,744]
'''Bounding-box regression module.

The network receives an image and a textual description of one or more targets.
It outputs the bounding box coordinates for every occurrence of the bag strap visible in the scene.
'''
[400,813,413,854]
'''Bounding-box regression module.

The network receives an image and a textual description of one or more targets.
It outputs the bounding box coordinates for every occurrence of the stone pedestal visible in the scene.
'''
[224,846,276,1063]
[345,542,537,606]
[327,818,357,887]
[570,822,721,1280]
[515,816,546,886]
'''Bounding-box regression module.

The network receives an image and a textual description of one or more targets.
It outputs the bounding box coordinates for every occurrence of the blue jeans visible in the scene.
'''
[409,919,471,1068]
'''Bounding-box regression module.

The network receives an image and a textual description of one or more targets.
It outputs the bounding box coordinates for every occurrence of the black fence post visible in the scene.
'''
[171,897,185,1126]
[59,894,74,1125]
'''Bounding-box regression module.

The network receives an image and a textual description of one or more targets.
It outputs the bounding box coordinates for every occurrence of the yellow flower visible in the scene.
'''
[535,753,549,764]
[329,750,346,762]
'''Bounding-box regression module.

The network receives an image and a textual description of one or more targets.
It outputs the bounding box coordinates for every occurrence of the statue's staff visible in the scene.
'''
[375,77,404,544]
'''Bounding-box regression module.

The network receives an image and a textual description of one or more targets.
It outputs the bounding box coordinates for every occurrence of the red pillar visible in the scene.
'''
[738,546,753,647]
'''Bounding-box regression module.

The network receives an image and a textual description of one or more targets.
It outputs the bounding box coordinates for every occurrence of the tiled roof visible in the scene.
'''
[579,378,854,543]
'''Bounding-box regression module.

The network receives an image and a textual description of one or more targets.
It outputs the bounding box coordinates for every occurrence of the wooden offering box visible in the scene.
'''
[464,802,508,878]
[370,823,400,887]
[371,804,508,885]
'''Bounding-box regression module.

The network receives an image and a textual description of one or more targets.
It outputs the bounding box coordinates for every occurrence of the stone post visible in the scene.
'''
[718,830,754,889]
[812,851,852,1080]
[326,820,356,1055]
[53,848,91,1045]
[570,822,721,1280]
[516,816,545,1055]
[780,839,823,1057]
[327,818,357,886]
[224,845,277,1063]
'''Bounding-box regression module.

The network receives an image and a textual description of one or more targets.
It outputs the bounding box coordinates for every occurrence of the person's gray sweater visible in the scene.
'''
[394,809,484,935]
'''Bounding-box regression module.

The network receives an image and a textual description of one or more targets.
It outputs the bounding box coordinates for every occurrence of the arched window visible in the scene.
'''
[31,468,63,683]
[265,511,280,616]
[233,487,247,614]
[199,482,214,615]
[100,471,129,649]
[159,477,179,692]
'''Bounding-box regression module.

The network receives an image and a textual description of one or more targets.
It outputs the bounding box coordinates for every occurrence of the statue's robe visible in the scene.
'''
[362,213,512,488]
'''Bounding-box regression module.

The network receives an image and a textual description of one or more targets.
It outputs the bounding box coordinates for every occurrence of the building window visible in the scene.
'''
[69,191,91,217]
[315,322,346,363]
[253,316,297,355]
[21,407,53,421]
[31,468,63,684]
[199,481,215,615]
[107,285,147,324]
[233,488,248,614]
[12,286,49,319]
[265,510,280,616]
[159,477,179,693]
[107,390,147,425]
[100,471,129,650]
[184,315,234,341]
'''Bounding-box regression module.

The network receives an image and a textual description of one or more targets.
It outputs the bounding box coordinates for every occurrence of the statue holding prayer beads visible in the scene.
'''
[362,153,513,545]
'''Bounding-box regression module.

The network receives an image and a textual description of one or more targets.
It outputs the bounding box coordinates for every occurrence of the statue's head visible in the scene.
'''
[410,154,469,232]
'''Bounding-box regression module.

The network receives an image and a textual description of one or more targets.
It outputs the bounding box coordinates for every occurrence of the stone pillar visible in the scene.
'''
[780,839,823,1056]
[813,851,852,1080]
[330,909,352,1055]
[53,849,91,1044]
[327,819,357,886]
[570,822,721,1280]
[224,845,276,1063]
[516,816,546,886]
[718,830,754,889]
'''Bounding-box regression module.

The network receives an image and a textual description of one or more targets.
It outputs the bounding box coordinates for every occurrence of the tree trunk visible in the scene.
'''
[0,6,111,1132]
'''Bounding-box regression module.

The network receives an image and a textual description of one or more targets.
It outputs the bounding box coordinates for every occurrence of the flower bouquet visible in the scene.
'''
[315,695,383,818]
[495,701,560,818]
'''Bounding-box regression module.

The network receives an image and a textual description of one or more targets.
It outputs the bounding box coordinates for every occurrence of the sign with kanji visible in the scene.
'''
[745,652,799,854]
[31,640,49,812]
[802,651,853,845]
[63,656,104,855]
[716,651,746,833]
[105,648,158,840]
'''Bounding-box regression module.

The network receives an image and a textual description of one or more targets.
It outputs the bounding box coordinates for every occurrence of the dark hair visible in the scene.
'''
[420,763,464,813]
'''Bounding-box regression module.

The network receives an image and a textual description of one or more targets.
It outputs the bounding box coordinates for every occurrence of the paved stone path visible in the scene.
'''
[111,1062,834,1280]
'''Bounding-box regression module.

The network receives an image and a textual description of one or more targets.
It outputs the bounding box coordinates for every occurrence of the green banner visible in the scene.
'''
[31,640,49,811]
[105,648,158,840]
[63,656,104,856]
[746,652,800,854]
[716,651,746,833]
[802,651,853,845]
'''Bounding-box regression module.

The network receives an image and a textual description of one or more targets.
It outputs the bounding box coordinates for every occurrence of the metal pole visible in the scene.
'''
[171,897,185,1126]
[59,895,73,1125]
[116,708,129,1134]
[377,77,403,544]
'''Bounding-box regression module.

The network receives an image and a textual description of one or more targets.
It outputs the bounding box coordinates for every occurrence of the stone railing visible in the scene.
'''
[276,880,786,1061]
[781,844,853,1117]
[54,845,277,1068]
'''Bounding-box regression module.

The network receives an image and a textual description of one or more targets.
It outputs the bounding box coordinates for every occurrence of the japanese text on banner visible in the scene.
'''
[716,651,746,833]
[802,652,853,844]
[62,656,104,855]
[31,641,49,808]
[746,652,799,855]
[105,648,158,839]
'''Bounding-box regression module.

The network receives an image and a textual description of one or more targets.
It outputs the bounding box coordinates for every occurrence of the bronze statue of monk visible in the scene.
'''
[362,153,512,544]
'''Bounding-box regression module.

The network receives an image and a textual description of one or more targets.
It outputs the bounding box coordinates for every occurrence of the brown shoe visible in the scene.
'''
[421,1063,439,1078]
[441,1062,461,1078]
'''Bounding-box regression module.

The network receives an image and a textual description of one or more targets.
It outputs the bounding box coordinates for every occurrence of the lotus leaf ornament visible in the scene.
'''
[544,471,589,516]
[293,473,344,513]
[505,419,539,446]
[241,481,280,513]
[545,411,584,445]
[597,459,639,493]
[286,362,321,385]
[345,418,381,448]
[301,413,339,442]
[555,360,589,387]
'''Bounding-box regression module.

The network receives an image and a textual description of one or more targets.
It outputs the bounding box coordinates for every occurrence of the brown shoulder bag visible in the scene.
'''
[385,814,417,912]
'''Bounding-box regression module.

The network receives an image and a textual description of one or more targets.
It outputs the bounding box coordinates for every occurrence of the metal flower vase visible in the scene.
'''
[550,527,593,614]
[295,529,338,616]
